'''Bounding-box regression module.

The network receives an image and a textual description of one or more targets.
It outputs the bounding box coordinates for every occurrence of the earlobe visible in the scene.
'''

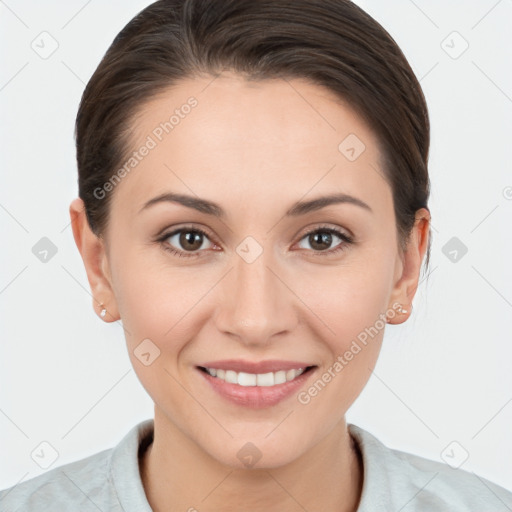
[69,197,120,322]
[386,208,431,325]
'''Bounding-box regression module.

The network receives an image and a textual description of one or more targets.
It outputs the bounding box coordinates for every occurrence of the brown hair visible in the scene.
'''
[75,0,432,272]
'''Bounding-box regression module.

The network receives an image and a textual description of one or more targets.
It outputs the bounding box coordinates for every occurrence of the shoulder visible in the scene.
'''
[348,423,512,511]
[0,419,154,512]
[0,448,118,511]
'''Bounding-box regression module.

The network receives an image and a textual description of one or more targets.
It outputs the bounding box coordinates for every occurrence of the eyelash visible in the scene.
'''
[156,224,354,259]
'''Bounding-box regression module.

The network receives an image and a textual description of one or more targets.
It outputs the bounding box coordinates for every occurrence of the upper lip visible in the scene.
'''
[198,359,316,374]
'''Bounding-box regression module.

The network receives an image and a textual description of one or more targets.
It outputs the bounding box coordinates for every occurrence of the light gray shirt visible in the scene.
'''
[2,419,512,511]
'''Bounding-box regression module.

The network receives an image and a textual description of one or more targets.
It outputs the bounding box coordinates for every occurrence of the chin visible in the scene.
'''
[202,434,307,471]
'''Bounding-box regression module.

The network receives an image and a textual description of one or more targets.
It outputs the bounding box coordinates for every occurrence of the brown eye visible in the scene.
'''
[178,230,205,251]
[159,227,214,257]
[297,226,354,255]
[308,231,334,251]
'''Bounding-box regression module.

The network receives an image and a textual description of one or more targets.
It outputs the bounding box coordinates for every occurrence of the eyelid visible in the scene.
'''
[298,222,352,239]
[156,223,216,242]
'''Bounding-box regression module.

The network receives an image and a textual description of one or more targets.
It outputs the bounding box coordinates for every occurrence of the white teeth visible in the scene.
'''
[257,372,274,386]
[205,367,307,386]
[225,370,238,384]
[274,370,287,385]
[238,372,257,386]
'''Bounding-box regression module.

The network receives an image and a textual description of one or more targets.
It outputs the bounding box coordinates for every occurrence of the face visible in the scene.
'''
[71,72,429,469]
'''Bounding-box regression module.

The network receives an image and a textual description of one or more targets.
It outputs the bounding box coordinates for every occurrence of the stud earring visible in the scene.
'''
[397,304,411,314]
[99,303,107,318]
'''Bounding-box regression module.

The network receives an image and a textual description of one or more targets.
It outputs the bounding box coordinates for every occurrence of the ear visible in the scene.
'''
[387,208,431,325]
[69,197,120,322]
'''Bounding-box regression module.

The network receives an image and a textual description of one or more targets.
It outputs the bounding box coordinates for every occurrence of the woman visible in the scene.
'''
[2,0,511,510]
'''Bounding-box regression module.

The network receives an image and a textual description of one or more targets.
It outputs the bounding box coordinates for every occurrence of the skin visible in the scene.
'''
[70,72,430,512]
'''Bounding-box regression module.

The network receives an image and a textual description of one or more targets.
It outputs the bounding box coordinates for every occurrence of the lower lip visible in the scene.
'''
[197,367,316,409]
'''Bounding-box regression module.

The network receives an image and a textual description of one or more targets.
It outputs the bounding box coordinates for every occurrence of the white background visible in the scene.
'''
[1,0,511,496]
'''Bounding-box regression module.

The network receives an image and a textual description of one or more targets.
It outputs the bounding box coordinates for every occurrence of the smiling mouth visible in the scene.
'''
[197,365,316,387]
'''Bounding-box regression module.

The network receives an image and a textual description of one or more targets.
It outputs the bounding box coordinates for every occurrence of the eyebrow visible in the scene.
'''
[139,192,373,217]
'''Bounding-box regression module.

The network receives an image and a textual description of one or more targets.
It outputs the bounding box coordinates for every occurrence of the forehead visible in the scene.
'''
[110,73,390,219]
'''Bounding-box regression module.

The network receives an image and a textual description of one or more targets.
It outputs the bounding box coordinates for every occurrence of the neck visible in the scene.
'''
[140,408,363,512]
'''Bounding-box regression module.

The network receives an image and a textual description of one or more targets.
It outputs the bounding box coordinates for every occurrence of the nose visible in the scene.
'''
[213,246,297,348]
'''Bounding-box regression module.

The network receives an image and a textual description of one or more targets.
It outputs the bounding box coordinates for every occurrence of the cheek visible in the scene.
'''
[111,250,222,389]
[291,246,395,404]
[295,251,395,346]
[294,268,390,423]
[115,263,212,413]
[116,268,209,348]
